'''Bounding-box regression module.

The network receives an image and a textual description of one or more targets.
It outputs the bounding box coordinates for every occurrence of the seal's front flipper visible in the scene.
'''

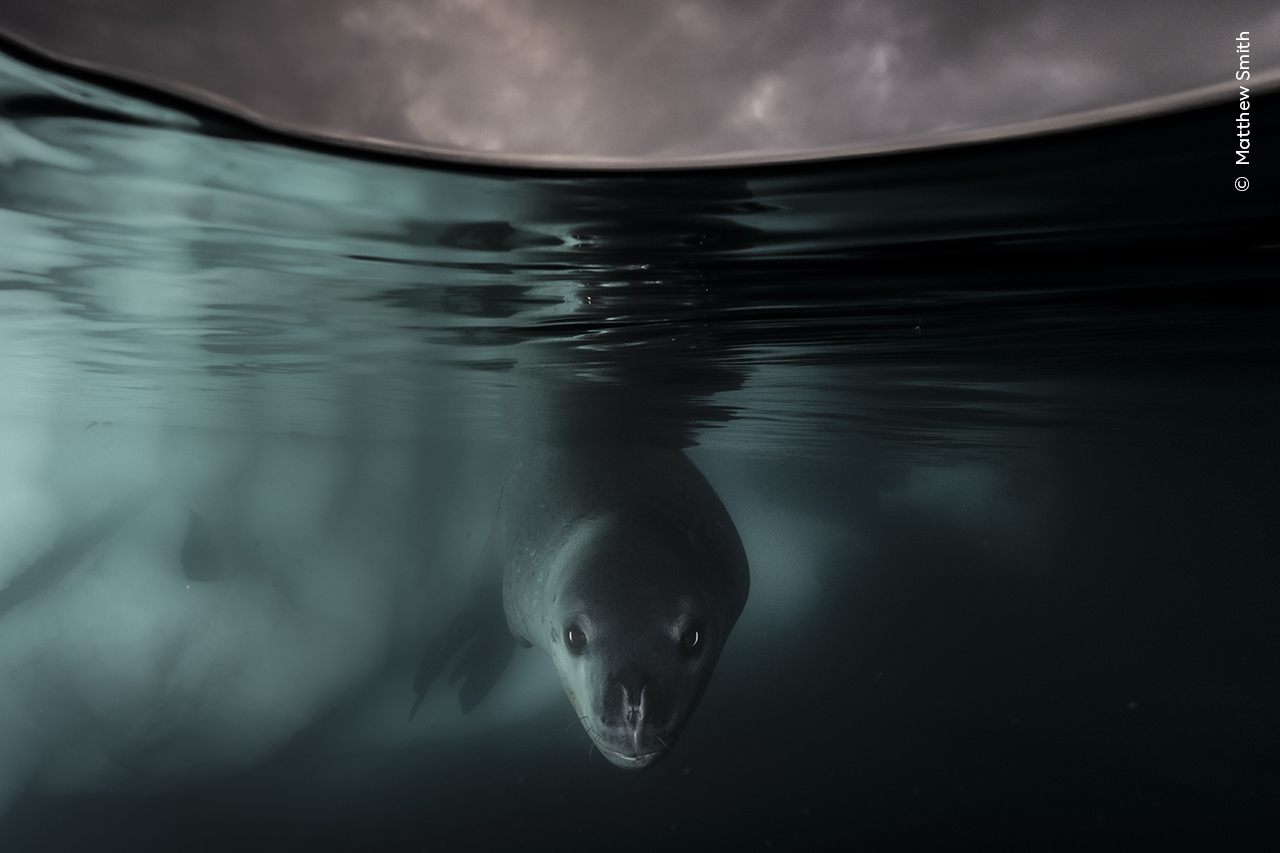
[409,607,479,720]
[450,609,515,713]
[410,602,514,718]
[410,538,513,719]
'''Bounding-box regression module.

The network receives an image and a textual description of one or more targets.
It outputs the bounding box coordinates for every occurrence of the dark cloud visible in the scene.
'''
[1,0,1278,163]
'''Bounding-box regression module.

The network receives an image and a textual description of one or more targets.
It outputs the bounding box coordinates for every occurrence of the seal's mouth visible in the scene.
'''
[597,744,666,770]
[587,724,672,769]
[583,724,671,769]
[565,687,669,770]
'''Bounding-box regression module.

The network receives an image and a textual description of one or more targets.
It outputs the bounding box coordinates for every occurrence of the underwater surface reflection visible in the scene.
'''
[0,44,1278,850]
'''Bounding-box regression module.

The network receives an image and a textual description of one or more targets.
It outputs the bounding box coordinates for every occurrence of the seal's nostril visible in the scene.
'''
[618,675,649,706]
[616,679,650,728]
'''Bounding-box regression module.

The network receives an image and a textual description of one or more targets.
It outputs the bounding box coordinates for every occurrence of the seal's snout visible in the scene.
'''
[606,670,658,729]
[619,675,649,722]
[589,671,674,769]
[624,687,643,727]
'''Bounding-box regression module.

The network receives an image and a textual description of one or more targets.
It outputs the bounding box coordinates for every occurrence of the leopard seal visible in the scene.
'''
[412,443,749,769]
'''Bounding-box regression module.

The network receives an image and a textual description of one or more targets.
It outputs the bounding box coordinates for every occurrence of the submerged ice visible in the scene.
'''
[0,421,483,809]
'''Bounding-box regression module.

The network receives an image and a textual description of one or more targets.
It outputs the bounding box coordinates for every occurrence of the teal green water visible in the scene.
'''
[0,49,550,439]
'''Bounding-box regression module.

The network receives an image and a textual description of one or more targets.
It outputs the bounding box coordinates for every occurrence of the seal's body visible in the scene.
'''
[499,444,748,768]
[412,443,749,769]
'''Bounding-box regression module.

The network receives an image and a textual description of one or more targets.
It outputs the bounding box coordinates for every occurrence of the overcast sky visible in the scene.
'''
[1,0,1278,164]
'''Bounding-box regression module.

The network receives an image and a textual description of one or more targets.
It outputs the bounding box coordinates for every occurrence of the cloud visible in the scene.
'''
[1,1,1279,162]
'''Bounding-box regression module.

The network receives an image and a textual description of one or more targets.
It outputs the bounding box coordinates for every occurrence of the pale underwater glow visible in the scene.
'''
[0,419,852,807]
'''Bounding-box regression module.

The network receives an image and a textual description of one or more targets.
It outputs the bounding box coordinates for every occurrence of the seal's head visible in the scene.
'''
[546,514,745,769]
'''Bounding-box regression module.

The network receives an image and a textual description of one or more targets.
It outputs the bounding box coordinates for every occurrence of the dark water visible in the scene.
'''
[0,42,1278,851]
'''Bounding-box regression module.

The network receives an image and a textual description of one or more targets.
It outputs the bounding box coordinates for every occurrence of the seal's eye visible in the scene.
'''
[565,624,588,655]
[680,626,702,656]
